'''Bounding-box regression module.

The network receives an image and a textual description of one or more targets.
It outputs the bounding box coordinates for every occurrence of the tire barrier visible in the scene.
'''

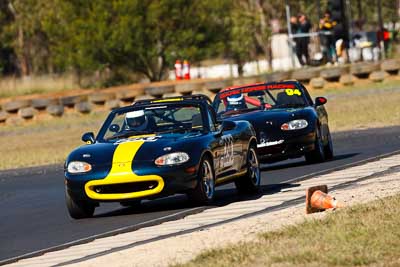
[175,82,204,94]
[18,107,38,119]
[0,111,8,123]
[31,98,58,110]
[351,62,380,79]
[310,77,326,89]
[381,59,400,75]
[232,76,260,86]
[105,99,120,110]
[291,68,320,83]
[115,88,145,101]
[2,99,31,113]
[204,79,232,93]
[162,92,183,98]
[320,66,346,82]
[74,102,92,114]
[46,104,64,117]
[144,84,175,97]
[6,116,24,126]
[1,59,400,126]
[339,74,355,86]
[191,90,215,100]
[369,71,386,82]
[266,71,291,82]
[60,95,88,108]
[134,94,154,101]
[88,92,115,105]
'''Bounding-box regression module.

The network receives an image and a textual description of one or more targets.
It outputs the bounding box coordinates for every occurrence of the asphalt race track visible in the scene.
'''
[1,126,400,262]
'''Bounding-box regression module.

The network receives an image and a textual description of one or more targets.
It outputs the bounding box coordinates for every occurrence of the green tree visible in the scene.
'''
[43,0,230,82]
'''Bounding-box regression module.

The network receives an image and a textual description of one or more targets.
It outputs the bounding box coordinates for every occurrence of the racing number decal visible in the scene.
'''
[220,134,234,168]
[285,89,302,96]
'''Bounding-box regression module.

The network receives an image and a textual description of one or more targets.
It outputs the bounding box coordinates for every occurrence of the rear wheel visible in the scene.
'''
[324,128,334,160]
[305,126,326,164]
[235,145,261,193]
[187,156,215,204]
[65,190,95,219]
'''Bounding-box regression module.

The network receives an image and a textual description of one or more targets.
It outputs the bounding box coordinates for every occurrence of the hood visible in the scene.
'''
[66,132,204,166]
[222,108,313,142]
[224,108,309,127]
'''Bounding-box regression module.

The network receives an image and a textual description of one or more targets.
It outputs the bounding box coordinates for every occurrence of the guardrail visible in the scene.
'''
[0,59,399,126]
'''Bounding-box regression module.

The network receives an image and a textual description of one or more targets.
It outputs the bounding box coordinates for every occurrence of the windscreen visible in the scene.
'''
[98,104,203,141]
[214,84,308,116]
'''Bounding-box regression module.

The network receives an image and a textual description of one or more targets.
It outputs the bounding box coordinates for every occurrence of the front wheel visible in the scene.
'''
[235,145,261,194]
[305,126,326,164]
[187,156,215,204]
[65,190,95,219]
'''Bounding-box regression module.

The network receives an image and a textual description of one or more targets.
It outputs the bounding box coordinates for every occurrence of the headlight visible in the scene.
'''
[155,152,189,166]
[67,161,92,173]
[281,119,308,130]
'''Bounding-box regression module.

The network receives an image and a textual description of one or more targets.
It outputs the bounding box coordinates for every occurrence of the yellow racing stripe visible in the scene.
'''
[85,137,164,201]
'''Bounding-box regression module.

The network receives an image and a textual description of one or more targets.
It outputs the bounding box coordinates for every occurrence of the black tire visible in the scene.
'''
[305,126,326,164]
[187,156,215,204]
[65,190,95,219]
[235,145,261,194]
[324,128,334,160]
[120,199,141,208]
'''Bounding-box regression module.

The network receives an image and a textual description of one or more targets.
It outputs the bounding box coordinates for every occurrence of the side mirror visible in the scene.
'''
[315,97,327,106]
[82,132,95,144]
[109,124,120,133]
[217,120,236,135]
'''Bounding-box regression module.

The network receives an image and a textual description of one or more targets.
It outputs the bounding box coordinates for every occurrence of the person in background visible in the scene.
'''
[319,11,337,64]
[382,28,391,58]
[295,14,312,66]
[290,16,299,63]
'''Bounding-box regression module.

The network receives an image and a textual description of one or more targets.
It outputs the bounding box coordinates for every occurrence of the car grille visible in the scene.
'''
[92,181,158,194]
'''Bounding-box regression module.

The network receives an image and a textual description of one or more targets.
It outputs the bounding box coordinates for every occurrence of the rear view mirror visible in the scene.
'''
[315,97,327,106]
[82,132,95,144]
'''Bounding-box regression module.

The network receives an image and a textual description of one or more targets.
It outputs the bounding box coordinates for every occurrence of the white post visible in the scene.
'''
[285,4,295,69]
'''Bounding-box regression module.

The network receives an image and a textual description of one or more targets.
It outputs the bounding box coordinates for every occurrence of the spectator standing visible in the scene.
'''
[319,11,337,64]
[295,14,312,66]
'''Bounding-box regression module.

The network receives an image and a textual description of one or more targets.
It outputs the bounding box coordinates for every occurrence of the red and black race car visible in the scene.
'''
[212,80,333,164]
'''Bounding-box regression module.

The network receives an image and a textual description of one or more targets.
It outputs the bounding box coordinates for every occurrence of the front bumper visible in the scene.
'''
[65,164,197,202]
[84,173,164,201]
[257,130,315,162]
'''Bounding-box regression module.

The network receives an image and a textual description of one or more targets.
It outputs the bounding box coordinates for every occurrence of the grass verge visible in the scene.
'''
[175,194,400,267]
[0,79,400,170]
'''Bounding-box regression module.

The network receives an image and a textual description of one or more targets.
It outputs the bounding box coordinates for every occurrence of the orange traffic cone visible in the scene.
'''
[306,185,344,214]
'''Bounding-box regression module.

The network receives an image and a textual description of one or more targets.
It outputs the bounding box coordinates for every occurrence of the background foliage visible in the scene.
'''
[0,0,397,85]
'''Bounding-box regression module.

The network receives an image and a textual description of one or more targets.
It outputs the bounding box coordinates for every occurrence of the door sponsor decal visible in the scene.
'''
[221,134,234,168]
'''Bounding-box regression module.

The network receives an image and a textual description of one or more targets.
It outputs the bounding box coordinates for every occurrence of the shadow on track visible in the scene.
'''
[92,154,359,218]
[261,153,359,172]
[93,183,302,219]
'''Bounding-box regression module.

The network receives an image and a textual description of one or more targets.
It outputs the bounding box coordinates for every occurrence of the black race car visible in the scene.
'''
[212,81,333,164]
[64,95,260,219]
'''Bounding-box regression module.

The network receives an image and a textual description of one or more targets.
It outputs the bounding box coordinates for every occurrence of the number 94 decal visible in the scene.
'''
[285,89,302,96]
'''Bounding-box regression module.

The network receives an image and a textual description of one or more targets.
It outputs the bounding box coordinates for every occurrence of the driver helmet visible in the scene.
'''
[125,110,148,131]
[226,93,246,111]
